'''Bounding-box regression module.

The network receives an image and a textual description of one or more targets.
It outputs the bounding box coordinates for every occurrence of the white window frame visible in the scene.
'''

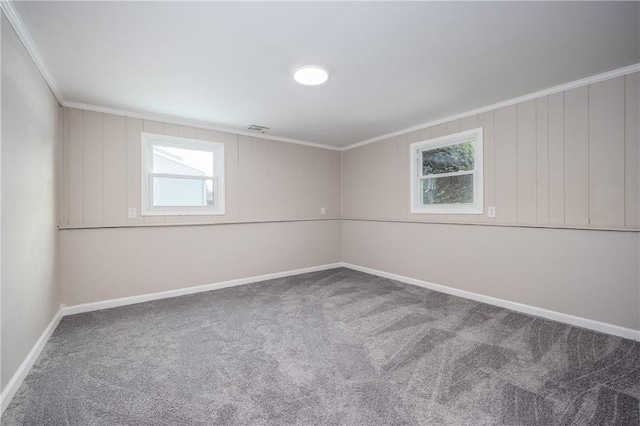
[141,132,225,216]
[410,127,483,214]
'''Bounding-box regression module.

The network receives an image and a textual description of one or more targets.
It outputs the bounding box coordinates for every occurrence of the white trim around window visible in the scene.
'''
[141,132,225,216]
[410,127,483,214]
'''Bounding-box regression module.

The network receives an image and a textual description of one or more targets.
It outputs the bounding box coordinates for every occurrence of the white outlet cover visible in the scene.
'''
[321,207,326,215]
[128,207,137,219]
[487,206,496,218]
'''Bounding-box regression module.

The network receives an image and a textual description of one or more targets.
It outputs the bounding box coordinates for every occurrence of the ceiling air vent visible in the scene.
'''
[246,125,269,133]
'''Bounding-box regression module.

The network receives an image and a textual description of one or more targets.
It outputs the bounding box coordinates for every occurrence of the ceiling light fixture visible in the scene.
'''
[293,66,329,86]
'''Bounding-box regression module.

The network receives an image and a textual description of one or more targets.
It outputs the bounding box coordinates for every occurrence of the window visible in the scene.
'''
[410,127,483,214]
[141,133,225,216]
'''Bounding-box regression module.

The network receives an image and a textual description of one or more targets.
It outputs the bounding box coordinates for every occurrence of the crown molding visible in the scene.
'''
[341,63,640,151]
[0,0,64,104]
[3,0,638,152]
[63,101,342,151]
[0,0,341,151]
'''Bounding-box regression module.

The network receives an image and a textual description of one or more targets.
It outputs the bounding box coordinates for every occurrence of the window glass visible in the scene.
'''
[410,128,483,214]
[141,133,225,216]
[422,141,475,175]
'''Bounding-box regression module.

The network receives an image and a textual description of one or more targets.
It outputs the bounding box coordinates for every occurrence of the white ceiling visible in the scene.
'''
[10,1,640,148]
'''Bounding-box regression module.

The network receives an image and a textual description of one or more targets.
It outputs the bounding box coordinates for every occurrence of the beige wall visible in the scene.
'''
[341,71,640,332]
[1,13,60,390]
[60,220,341,305]
[342,73,640,230]
[60,107,342,227]
[342,220,639,330]
[57,106,343,307]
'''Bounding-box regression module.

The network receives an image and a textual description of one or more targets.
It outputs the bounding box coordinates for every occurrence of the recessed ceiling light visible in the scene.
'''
[293,66,329,86]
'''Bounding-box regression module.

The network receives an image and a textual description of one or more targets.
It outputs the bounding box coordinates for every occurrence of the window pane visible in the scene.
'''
[422,141,474,175]
[152,146,214,177]
[421,174,473,205]
[153,177,214,207]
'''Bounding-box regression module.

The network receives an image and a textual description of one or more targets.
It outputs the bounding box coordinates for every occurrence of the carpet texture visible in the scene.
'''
[2,268,639,425]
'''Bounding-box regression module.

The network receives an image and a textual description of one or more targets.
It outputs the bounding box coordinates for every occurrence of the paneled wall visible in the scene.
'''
[61,107,342,227]
[342,73,640,230]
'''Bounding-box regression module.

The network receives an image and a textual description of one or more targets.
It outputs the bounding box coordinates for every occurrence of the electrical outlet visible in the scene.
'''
[487,206,496,218]
[321,207,326,215]
[128,207,137,219]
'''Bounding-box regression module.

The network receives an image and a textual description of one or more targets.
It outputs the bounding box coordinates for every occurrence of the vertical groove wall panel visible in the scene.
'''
[61,107,70,225]
[394,134,410,220]
[478,111,495,223]
[62,108,341,228]
[589,77,625,227]
[321,149,332,218]
[564,86,590,225]
[252,139,267,221]
[516,100,537,224]
[331,151,342,218]
[303,146,315,218]
[68,109,84,224]
[446,120,460,134]
[315,148,323,219]
[163,123,180,137]
[125,117,143,225]
[548,92,565,225]
[317,147,327,219]
[625,73,639,228]
[272,141,286,220]
[82,111,104,226]
[284,143,298,219]
[223,133,240,223]
[405,130,421,221]
[379,138,395,219]
[187,127,198,140]
[343,148,357,218]
[265,139,277,220]
[304,146,317,218]
[362,143,377,219]
[459,115,478,132]
[238,136,253,221]
[102,114,127,226]
[536,97,549,224]
[295,144,306,218]
[494,105,518,223]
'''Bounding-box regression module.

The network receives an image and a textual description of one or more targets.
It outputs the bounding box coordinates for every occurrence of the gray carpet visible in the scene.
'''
[2,267,639,425]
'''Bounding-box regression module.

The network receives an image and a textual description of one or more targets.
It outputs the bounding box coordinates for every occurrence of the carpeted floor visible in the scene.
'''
[2,267,639,425]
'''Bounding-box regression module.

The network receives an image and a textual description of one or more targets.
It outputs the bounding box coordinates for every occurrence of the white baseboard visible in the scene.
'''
[62,263,343,316]
[1,263,342,413]
[1,308,64,414]
[3,261,638,415]
[340,262,640,341]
